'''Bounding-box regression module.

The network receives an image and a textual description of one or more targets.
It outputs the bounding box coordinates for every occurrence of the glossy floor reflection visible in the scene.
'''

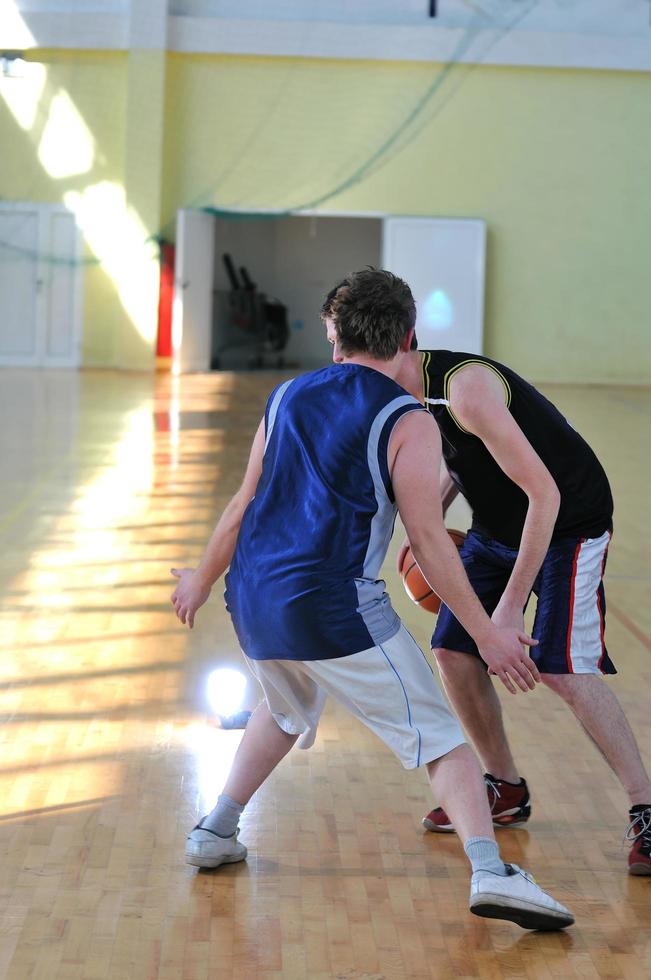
[0,369,649,979]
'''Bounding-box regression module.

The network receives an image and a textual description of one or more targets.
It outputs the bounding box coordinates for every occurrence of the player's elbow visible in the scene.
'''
[528,473,561,518]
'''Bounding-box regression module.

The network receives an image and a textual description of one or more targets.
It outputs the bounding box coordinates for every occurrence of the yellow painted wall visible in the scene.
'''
[1,49,649,381]
[162,55,651,383]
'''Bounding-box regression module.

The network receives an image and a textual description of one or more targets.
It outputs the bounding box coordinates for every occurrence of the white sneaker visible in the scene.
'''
[185,823,248,869]
[470,864,574,930]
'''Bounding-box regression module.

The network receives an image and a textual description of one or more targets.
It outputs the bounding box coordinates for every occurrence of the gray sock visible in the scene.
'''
[464,836,508,876]
[200,794,245,838]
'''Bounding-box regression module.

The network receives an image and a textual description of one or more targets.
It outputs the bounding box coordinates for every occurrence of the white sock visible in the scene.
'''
[200,794,245,838]
[464,836,508,876]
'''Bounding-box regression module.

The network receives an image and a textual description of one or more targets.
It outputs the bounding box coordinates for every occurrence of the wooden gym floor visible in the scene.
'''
[0,368,649,980]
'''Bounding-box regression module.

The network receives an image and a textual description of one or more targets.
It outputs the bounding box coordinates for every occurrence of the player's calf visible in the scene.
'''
[423,773,531,833]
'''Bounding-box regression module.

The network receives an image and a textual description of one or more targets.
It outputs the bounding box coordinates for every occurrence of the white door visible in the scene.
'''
[0,208,40,366]
[173,208,216,372]
[43,210,83,366]
[0,203,83,367]
[382,217,486,354]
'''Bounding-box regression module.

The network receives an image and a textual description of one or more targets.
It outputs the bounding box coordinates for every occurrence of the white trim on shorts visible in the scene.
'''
[566,530,611,674]
[244,625,466,769]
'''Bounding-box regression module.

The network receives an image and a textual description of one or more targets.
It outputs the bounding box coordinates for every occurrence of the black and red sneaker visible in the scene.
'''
[423,773,531,833]
[626,805,651,876]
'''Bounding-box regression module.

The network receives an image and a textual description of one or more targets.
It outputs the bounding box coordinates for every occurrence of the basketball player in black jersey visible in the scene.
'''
[391,348,651,876]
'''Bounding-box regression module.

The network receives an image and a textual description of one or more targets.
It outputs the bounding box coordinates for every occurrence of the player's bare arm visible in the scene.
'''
[389,410,540,694]
[449,364,561,629]
[395,461,458,573]
[171,417,266,627]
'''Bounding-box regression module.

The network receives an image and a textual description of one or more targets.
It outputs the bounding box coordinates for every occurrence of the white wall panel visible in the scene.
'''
[382,218,486,355]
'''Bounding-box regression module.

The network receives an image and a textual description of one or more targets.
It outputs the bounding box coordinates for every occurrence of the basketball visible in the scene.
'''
[400,529,467,614]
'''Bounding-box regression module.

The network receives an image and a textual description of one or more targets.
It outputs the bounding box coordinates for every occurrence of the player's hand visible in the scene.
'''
[170,567,212,628]
[396,537,410,574]
[478,628,540,694]
[491,598,526,636]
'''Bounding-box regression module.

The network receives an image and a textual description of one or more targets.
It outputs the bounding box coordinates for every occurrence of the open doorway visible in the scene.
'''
[212,213,382,370]
[172,210,486,373]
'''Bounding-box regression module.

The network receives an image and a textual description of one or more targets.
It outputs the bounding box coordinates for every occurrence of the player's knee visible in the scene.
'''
[432,647,458,675]
[541,672,575,703]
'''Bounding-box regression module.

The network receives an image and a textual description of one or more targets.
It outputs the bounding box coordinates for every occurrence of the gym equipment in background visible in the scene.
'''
[211,253,289,369]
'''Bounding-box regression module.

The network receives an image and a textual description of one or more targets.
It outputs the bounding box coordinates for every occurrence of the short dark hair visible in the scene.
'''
[321,268,416,360]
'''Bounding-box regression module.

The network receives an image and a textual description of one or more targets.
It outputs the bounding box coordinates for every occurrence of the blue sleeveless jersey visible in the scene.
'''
[224,364,424,660]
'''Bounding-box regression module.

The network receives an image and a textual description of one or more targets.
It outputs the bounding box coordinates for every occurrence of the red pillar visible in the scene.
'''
[156,242,175,366]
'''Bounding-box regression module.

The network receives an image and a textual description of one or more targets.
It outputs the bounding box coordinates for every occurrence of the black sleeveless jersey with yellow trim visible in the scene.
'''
[421,350,613,548]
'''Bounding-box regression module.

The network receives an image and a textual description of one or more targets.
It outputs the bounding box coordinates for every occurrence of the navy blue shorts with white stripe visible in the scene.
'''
[431,529,616,675]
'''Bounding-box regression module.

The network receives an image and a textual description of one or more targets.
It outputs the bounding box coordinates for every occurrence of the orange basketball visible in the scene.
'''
[400,529,467,614]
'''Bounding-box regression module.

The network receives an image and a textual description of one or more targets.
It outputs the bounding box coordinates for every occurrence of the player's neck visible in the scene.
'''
[341,352,405,382]
[394,351,424,402]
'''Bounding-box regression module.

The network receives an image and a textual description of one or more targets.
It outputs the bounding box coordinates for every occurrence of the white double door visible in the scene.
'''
[0,203,83,367]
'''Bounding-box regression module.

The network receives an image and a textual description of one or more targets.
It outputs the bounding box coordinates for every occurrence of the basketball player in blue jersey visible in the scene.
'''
[171,270,573,929]
[388,345,651,875]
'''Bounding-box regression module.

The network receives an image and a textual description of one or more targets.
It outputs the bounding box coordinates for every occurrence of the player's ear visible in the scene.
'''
[400,328,416,353]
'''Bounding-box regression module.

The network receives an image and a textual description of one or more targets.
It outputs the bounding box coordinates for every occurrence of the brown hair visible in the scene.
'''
[321,268,416,360]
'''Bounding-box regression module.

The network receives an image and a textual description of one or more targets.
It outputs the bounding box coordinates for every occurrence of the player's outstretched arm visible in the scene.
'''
[448,365,560,631]
[390,411,540,694]
[171,417,265,628]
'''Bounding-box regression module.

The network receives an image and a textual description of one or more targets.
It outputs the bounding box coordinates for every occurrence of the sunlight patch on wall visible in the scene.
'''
[38,89,95,178]
[0,60,45,130]
[64,181,160,344]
